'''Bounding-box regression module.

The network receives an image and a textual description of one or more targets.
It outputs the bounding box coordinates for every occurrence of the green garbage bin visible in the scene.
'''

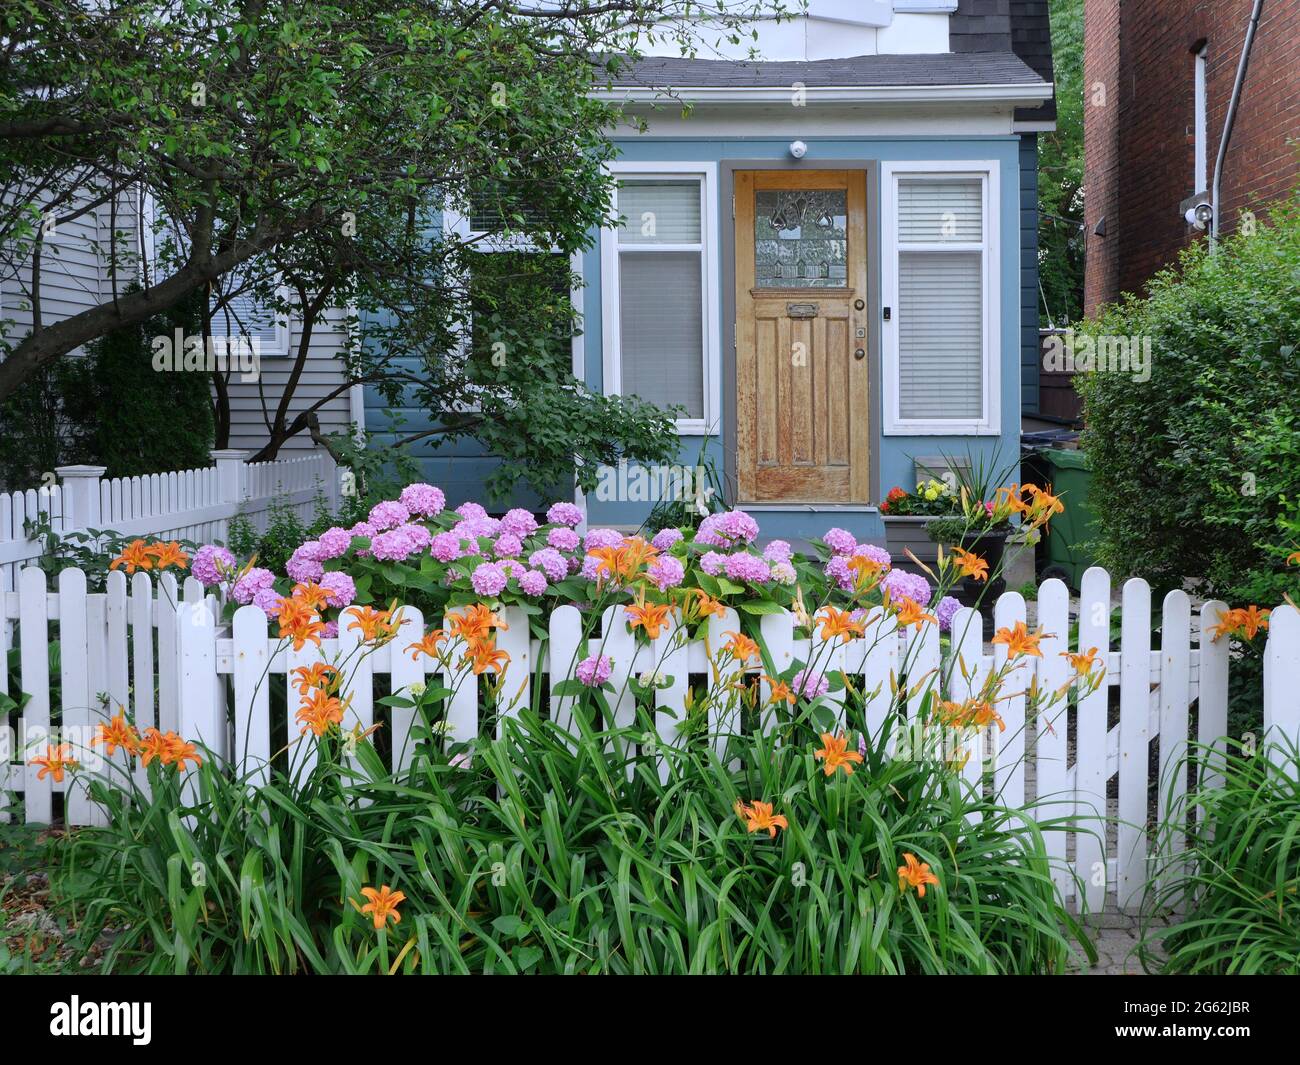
[1036,447,1096,590]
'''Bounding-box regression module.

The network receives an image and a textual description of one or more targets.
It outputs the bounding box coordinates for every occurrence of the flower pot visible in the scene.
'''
[881,515,940,574]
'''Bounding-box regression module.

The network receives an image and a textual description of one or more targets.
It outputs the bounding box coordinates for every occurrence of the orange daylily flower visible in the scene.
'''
[109,539,155,574]
[290,581,332,611]
[897,853,940,898]
[992,620,1044,660]
[817,606,866,644]
[733,800,789,838]
[406,628,448,661]
[358,885,406,930]
[1210,605,1271,642]
[29,744,77,783]
[814,732,865,776]
[137,728,171,767]
[1063,647,1102,675]
[291,662,339,696]
[346,603,400,645]
[951,547,989,582]
[146,540,189,570]
[626,600,674,640]
[163,735,203,771]
[296,688,346,736]
[1021,483,1065,526]
[91,710,140,756]
[893,597,937,630]
[448,604,507,643]
[1287,550,1300,567]
[462,637,511,676]
[847,553,886,589]
[763,676,796,706]
[938,698,1005,733]
[684,588,728,620]
[589,536,659,585]
[720,630,760,666]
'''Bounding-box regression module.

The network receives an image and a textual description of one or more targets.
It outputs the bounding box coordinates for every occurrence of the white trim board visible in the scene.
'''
[599,161,721,436]
[879,159,1002,436]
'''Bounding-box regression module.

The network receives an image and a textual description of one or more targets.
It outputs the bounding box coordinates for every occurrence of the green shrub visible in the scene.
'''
[55,704,1088,975]
[1140,740,1300,974]
[1075,191,1300,607]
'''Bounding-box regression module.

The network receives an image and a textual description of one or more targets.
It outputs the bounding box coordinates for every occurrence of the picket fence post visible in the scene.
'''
[1264,604,1300,775]
[55,465,107,531]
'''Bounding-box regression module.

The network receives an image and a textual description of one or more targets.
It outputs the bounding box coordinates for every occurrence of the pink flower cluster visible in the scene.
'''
[192,544,235,587]
[695,510,759,547]
[576,654,613,687]
[793,669,830,700]
[399,483,446,517]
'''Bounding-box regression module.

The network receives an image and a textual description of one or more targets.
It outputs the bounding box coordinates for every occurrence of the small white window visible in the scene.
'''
[882,162,1000,434]
[211,267,291,358]
[601,164,718,434]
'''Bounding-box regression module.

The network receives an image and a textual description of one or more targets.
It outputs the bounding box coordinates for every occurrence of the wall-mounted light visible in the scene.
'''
[789,140,808,160]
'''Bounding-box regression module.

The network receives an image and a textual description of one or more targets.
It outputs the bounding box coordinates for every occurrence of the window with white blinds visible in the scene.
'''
[883,165,998,433]
[603,175,710,425]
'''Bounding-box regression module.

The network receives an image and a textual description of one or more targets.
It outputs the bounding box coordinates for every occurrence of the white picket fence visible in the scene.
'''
[0,448,340,593]
[3,563,1299,916]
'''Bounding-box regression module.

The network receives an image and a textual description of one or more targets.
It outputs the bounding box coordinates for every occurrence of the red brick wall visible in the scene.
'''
[1083,0,1300,316]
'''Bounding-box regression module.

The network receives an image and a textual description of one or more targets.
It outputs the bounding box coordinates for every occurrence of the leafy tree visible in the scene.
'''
[1038,0,1084,326]
[1,0,792,493]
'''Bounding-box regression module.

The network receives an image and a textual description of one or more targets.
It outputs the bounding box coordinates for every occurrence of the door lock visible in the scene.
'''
[854,298,865,311]
[854,348,866,361]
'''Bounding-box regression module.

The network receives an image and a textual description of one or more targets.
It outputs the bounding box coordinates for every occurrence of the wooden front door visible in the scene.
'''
[735,170,869,503]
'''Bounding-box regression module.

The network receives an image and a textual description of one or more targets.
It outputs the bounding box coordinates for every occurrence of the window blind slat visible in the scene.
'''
[618,181,701,245]
[619,251,704,418]
[898,250,982,420]
[898,178,983,243]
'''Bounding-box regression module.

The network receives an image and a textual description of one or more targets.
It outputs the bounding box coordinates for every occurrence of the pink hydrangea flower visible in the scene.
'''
[319,571,356,608]
[500,559,527,579]
[647,555,685,592]
[471,562,507,597]
[370,527,421,562]
[546,502,584,527]
[853,543,891,568]
[286,549,324,583]
[231,566,275,605]
[793,669,830,700]
[191,544,235,587]
[724,552,771,583]
[322,620,339,639]
[825,556,854,593]
[547,527,580,552]
[936,595,963,633]
[770,561,797,585]
[456,502,488,521]
[252,587,284,617]
[700,551,727,577]
[348,520,376,539]
[494,533,523,558]
[823,527,857,556]
[529,548,569,582]
[368,500,410,531]
[500,508,538,538]
[317,527,352,559]
[762,539,793,564]
[585,528,623,551]
[519,570,548,596]
[579,554,603,581]
[399,483,446,517]
[695,510,759,547]
[652,527,684,551]
[882,569,931,606]
[576,654,613,687]
[430,531,461,562]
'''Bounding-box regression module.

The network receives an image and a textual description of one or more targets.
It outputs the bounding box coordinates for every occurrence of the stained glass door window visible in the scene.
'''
[754,188,848,288]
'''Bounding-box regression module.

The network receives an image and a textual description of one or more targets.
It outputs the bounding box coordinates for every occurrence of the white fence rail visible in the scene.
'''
[3,564,1299,915]
[0,448,340,590]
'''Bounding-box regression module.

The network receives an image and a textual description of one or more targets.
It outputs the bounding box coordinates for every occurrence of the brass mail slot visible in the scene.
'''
[787,302,819,319]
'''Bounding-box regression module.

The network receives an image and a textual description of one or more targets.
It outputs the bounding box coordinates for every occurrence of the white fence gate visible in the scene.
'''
[0,448,340,591]
[3,564,1299,915]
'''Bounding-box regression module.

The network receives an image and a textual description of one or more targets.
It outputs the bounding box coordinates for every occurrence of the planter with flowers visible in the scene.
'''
[878,478,960,572]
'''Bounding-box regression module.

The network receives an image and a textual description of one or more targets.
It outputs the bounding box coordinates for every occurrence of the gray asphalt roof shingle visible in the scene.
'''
[605,51,1048,90]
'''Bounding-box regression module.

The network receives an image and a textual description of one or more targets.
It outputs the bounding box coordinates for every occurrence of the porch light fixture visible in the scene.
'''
[789,140,808,160]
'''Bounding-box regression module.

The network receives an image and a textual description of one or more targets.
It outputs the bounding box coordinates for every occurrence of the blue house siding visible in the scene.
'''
[583,135,1026,537]
[1019,132,1040,415]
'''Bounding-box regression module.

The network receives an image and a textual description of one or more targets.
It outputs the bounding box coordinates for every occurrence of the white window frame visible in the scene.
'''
[1194,45,1209,194]
[600,161,720,436]
[881,159,1001,436]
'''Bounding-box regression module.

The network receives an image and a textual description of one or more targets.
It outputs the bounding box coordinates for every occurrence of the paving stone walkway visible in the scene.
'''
[1066,900,1166,975]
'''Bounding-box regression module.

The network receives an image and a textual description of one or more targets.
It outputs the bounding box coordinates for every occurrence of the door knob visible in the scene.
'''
[854,298,865,310]
[854,348,866,360]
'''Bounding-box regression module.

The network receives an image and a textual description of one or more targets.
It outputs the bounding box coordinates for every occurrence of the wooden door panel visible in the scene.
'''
[736,170,869,504]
